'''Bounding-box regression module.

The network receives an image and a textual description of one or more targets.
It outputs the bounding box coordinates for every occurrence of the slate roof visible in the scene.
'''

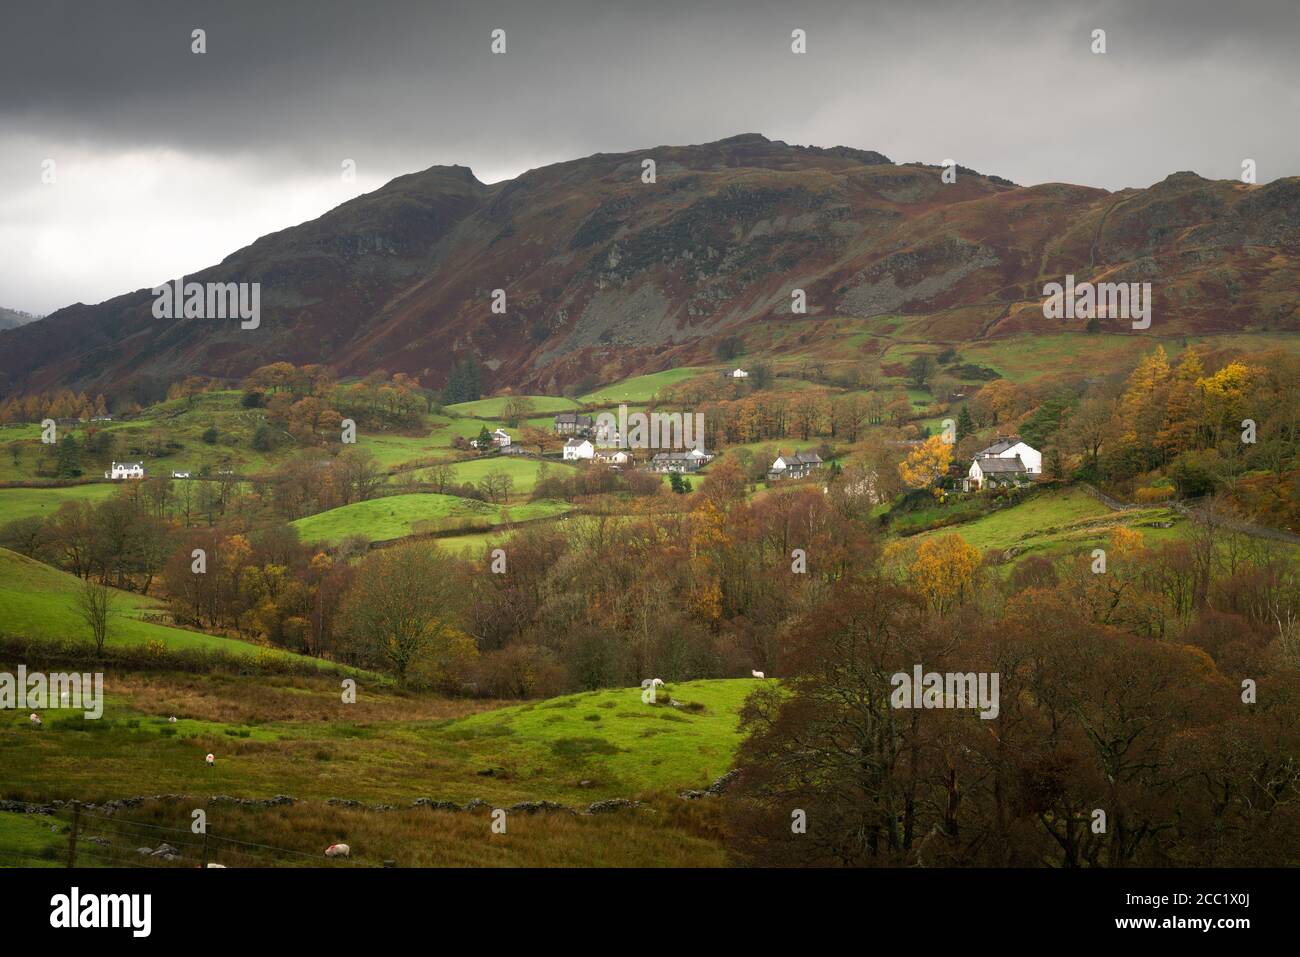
[975,454,1027,473]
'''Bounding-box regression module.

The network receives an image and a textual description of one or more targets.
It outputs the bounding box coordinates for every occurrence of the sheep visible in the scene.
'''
[168,716,178,723]
[29,713,41,727]
[325,843,350,858]
[205,753,215,766]
[751,670,765,679]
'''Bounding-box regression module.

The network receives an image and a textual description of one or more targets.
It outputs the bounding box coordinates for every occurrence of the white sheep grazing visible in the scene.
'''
[205,753,215,766]
[168,716,178,723]
[325,843,350,858]
[751,670,765,679]
[29,713,41,727]
[650,678,665,687]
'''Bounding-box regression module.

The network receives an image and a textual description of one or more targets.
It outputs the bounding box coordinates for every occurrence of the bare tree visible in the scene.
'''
[479,470,514,504]
[76,578,116,653]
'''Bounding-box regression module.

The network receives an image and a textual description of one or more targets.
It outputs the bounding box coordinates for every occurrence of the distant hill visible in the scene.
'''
[0,307,39,331]
[1,133,1297,401]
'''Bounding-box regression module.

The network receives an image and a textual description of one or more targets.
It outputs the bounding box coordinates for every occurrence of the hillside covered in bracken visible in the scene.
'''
[2,133,1298,403]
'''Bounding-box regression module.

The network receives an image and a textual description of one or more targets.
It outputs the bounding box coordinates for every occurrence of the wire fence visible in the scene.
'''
[3,803,372,869]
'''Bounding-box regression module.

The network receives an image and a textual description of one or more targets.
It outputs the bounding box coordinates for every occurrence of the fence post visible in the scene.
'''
[66,801,80,868]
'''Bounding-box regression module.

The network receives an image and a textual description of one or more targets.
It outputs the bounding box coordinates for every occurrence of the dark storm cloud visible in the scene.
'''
[2,0,1298,314]
[4,0,1298,181]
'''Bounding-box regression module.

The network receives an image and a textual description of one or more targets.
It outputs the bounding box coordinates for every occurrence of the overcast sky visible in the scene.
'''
[2,0,1297,315]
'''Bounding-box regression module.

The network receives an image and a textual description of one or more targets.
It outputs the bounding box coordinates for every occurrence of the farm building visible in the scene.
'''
[648,450,710,473]
[554,413,594,435]
[768,451,823,481]
[563,438,595,461]
[964,437,1040,491]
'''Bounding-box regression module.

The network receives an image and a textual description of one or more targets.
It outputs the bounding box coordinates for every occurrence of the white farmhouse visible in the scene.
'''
[768,450,823,481]
[106,461,145,480]
[563,438,595,461]
[965,437,1040,491]
[730,368,749,379]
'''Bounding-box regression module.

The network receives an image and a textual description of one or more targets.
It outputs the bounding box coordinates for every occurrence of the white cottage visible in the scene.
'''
[106,461,145,480]
[563,438,595,461]
[768,450,823,481]
[965,437,1040,491]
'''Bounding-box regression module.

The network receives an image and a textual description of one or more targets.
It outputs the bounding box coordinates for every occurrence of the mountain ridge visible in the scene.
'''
[2,133,1297,401]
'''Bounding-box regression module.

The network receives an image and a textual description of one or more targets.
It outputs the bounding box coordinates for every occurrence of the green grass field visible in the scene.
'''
[579,368,706,405]
[290,492,572,545]
[356,416,484,469]
[0,484,123,523]
[0,675,760,807]
[0,812,64,868]
[446,456,571,494]
[397,456,576,495]
[440,679,761,797]
[906,487,1186,561]
[0,547,324,663]
[445,395,578,418]
[0,675,761,866]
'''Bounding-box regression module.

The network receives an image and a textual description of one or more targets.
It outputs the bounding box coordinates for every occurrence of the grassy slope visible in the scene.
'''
[445,395,579,418]
[397,456,575,495]
[446,456,569,494]
[0,676,760,807]
[0,674,751,866]
[0,391,286,481]
[0,547,327,664]
[290,492,571,545]
[906,487,1188,561]
[356,416,483,469]
[579,368,705,405]
[0,484,122,523]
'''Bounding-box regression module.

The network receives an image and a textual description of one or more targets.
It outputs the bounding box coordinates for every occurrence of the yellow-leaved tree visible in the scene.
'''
[898,434,953,497]
[908,534,982,614]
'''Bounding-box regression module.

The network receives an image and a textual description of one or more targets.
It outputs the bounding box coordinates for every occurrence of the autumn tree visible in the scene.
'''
[897,435,953,493]
[338,541,473,683]
[908,534,982,614]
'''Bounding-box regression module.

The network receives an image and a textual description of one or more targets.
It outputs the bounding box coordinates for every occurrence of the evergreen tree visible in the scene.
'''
[443,356,483,404]
[956,405,974,442]
[55,433,81,477]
